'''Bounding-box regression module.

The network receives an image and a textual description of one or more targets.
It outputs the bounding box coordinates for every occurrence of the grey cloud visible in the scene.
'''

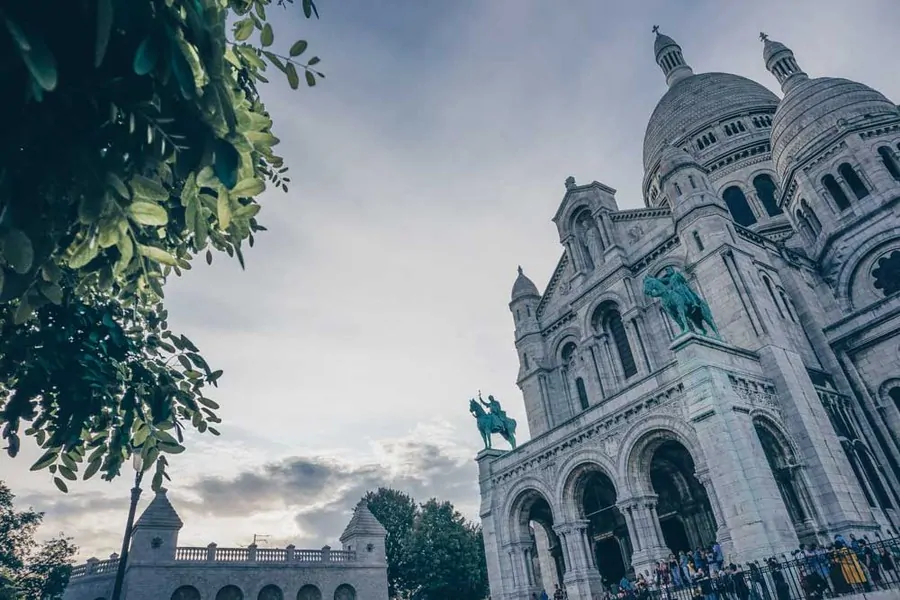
[184,439,478,546]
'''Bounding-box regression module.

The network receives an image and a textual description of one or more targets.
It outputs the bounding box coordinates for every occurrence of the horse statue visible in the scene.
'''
[643,266,720,339]
[469,394,517,450]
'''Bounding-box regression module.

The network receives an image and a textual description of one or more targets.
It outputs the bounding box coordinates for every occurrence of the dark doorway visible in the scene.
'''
[593,536,626,583]
[659,516,691,553]
[581,470,632,579]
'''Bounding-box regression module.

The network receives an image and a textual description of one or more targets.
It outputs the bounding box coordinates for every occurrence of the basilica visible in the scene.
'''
[476,30,900,600]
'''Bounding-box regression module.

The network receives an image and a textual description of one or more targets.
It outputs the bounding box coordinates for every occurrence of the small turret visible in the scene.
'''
[510,266,541,340]
[129,488,183,564]
[653,27,694,88]
[340,500,387,565]
[761,33,808,93]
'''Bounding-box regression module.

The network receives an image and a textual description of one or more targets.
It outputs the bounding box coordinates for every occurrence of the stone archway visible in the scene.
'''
[753,417,817,543]
[576,466,631,583]
[648,440,717,553]
[509,487,563,590]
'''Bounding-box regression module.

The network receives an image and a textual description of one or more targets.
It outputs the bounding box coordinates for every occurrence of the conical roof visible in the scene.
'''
[340,500,386,542]
[134,488,183,529]
[511,266,540,301]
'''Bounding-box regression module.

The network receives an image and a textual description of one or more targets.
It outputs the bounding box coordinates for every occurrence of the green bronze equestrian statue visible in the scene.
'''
[643,266,720,339]
[470,392,517,450]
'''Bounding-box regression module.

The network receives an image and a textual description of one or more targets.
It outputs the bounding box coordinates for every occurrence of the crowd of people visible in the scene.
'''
[529,533,900,600]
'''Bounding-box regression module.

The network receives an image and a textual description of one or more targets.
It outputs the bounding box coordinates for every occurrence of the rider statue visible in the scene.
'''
[481,392,507,431]
[643,265,720,339]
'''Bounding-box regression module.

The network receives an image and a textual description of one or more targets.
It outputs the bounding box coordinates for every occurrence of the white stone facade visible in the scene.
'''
[63,492,388,600]
[479,31,900,600]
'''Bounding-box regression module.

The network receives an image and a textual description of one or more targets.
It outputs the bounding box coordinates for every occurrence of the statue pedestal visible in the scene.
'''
[669,332,799,563]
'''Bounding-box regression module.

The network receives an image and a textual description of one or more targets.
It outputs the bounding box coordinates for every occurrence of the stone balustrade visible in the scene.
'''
[69,545,356,579]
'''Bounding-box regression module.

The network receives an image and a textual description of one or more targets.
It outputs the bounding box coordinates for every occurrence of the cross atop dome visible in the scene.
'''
[652,28,694,88]
[760,33,808,92]
[759,31,769,42]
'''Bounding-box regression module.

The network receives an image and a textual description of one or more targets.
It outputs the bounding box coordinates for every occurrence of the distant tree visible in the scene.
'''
[405,499,489,600]
[0,0,324,492]
[359,489,488,600]
[0,481,77,599]
[364,488,418,598]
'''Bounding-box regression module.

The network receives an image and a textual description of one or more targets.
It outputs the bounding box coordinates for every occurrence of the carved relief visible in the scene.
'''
[627,225,645,245]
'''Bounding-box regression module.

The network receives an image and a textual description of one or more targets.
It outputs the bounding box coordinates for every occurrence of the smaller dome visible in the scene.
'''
[772,77,900,180]
[762,38,789,64]
[654,32,678,57]
[658,144,700,177]
[511,266,539,301]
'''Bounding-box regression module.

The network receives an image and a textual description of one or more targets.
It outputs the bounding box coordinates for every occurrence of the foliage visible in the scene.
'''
[0,481,78,599]
[360,489,489,600]
[364,488,418,598]
[0,0,322,489]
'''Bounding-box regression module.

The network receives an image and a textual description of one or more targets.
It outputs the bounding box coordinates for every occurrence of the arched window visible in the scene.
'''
[605,310,637,379]
[523,353,530,370]
[762,276,784,318]
[692,231,704,251]
[722,186,757,226]
[800,199,822,235]
[778,290,797,322]
[795,210,814,241]
[217,586,244,600]
[334,585,356,600]
[526,305,531,317]
[575,377,589,410]
[890,387,900,414]
[822,174,851,210]
[753,174,783,216]
[857,446,894,509]
[737,121,746,132]
[674,182,683,197]
[515,309,520,322]
[258,585,284,600]
[688,175,696,189]
[878,147,900,180]
[172,587,201,600]
[838,163,869,199]
[297,585,322,600]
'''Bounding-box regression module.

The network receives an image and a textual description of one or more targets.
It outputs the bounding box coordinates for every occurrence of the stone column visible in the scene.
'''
[617,501,642,552]
[627,496,669,576]
[694,469,732,554]
[556,521,603,599]
[626,317,650,376]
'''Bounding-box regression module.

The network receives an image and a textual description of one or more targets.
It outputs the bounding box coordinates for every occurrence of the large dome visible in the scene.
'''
[643,72,780,171]
[771,77,900,180]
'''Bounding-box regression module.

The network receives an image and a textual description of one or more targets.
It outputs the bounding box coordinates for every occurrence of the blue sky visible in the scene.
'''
[4,0,900,561]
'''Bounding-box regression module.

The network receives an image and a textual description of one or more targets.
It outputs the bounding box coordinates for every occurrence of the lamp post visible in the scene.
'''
[111,453,145,600]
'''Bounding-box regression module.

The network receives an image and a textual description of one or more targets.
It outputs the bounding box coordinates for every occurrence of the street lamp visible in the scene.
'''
[111,452,145,600]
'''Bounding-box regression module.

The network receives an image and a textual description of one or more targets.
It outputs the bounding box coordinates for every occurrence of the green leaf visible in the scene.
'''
[40,282,63,305]
[217,194,232,230]
[131,175,168,202]
[158,442,185,455]
[260,24,274,47]
[198,397,220,409]
[134,36,158,76]
[94,0,114,67]
[231,178,265,198]
[305,70,316,87]
[106,173,130,199]
[233,203,261,219]
[308,56,320,66]
[115,234,134,275]
[1,229,34,274]
[7,19,58,92]
[98,219,121,248]
[128,202,169,226]
[59,466,77,481]
[53,477,69,493]
[13,297,32,324]
[302,0,314,18]
[83,458,102,480]
[68,237,99,269]
[286,63,299,90]
[233,19,254,42]
[30,449,58,471]
[78,192,110,224]
[289,40,308,56]
[137,244,177,266]
[213,139,240,189]
[133,426,150,447]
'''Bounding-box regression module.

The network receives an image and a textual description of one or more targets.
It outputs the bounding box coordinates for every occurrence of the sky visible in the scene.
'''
[4,0,900,562]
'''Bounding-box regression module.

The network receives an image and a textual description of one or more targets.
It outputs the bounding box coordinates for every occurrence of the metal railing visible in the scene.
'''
[590,536,900,600]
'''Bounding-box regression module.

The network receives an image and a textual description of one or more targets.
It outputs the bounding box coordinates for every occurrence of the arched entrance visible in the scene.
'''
[754,419,816,542]
[649,440,716,553]
[576,467,631,583]
[511,489,563,589]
